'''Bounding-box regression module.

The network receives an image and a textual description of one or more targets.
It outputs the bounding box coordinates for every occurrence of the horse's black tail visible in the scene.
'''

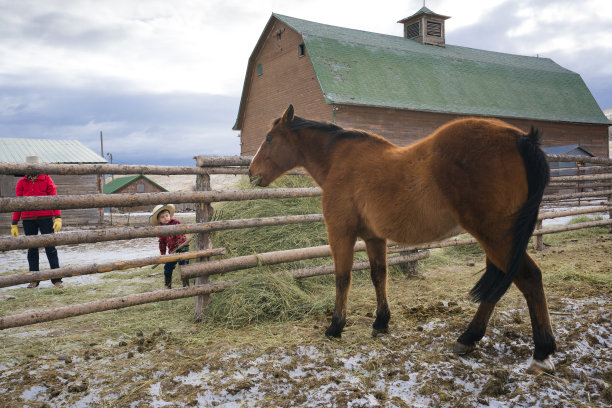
[470,127,550,303]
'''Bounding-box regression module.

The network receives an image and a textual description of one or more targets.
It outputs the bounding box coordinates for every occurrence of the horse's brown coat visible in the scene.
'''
[249,105,556,371]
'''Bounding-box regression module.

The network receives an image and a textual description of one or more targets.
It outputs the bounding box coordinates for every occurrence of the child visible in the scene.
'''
[149,204,189,289]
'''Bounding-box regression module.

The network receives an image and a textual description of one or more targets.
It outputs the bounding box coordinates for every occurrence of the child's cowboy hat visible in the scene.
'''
[149,204,175,226]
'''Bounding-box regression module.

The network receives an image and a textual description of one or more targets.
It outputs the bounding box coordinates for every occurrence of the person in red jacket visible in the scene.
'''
[149,204,189,289]
[10,156,63,288]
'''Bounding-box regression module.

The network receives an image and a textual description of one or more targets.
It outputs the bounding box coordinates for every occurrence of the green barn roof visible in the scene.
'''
[103,175,167,194]
[0,138,107,164]
[270,14,608,125]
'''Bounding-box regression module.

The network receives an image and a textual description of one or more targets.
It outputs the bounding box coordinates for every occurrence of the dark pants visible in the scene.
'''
[22,218,62,284]
[163,248,189,288]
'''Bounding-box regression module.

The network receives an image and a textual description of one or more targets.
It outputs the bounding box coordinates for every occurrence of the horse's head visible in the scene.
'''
[249,105,300,187]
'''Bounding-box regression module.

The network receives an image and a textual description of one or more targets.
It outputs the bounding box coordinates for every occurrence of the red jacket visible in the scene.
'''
[12,174,61,223]
[158,219,187,254]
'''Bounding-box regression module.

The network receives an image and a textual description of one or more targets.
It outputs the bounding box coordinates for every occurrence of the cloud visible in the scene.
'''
[443,0,612,109]
[0,85,241,165]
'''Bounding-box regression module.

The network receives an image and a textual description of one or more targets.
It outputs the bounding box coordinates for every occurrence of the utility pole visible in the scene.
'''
[100,131,104,157]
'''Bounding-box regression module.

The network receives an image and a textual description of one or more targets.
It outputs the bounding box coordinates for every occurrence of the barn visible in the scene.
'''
[0,137,107,228]
[234,7,610,157]
[103,175,168,212]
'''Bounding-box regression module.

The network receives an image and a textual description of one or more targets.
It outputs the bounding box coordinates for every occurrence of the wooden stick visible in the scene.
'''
[0,250,430,330]
[290,250,430,279]
[0,214,324,251]
[0,281,236,330]
[194,155,253,167]
[549,174,612,182]
[196,167,306,175]
[0,187,323,212]
[533,219,612,235]
[538,205,612,220]
[542,189,612,201]
[0,162,210,176]
[181,237,462,280]
[0,248,225,288]
[151,236,193,270]
[545,154,612,165]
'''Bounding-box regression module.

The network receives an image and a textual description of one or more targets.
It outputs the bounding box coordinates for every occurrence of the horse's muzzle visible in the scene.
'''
[248,170,262,187]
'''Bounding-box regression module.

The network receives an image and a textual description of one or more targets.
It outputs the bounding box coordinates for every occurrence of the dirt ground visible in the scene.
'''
[0,233,610,407]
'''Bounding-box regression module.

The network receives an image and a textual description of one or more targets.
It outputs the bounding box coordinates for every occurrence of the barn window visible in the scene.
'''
[257,63,263,76]
[137,182,144,193]
[427,21,442,37]
[298,43,305,57]
[405,21,420,39]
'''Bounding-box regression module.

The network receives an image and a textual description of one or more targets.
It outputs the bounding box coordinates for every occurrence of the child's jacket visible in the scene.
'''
[158,219,187,254]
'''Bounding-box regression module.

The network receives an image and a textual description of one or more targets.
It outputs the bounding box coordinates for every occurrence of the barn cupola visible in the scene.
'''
[398,5,450,47]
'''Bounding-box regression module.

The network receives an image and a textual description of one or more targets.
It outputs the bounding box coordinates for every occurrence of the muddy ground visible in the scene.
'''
[0,234,610,407]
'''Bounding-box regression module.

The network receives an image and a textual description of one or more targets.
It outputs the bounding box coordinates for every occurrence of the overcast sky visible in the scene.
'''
[1,0,611,165]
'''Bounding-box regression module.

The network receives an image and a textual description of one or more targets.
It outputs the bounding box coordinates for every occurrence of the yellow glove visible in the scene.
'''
[11,224,19,237]
[53,218,62,233]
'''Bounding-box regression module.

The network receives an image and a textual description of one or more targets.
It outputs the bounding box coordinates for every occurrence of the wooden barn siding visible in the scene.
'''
[0,174,103,228]
[239,21,330,156]
[335,105,610,157]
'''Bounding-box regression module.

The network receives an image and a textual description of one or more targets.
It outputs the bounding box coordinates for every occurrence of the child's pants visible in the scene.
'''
[163,249,189,288]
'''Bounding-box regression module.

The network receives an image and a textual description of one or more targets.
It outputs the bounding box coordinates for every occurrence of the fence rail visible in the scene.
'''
[0,153,610,330]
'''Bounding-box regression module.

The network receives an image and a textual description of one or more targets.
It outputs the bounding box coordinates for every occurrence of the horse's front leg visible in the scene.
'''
[365,238,390,337]
[325,232,357,338]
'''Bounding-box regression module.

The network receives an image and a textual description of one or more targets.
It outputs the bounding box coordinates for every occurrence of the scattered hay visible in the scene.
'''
[206,270,332,329]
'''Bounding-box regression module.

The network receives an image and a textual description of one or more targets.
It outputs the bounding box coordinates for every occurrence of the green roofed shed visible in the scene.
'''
[103,175,167,194]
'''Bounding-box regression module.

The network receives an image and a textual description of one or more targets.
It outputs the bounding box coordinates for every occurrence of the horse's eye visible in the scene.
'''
[265,135,272,144]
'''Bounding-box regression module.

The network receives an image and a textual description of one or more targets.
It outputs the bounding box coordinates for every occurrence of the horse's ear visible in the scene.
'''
[281,105,294,123]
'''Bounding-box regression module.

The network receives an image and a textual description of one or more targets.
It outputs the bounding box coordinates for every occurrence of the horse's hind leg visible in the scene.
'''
[514,253,556,373]
[365,238,390,336]
[325,232,357,338]
[454,258,499,354]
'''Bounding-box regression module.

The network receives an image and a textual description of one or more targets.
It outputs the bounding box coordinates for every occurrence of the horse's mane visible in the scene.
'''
[274,116,389,149]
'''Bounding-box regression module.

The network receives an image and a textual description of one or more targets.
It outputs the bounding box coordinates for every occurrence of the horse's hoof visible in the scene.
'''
[371,327,388,338]
[453,341,475,355]
[325,327,342,339]
[527,356,555,374]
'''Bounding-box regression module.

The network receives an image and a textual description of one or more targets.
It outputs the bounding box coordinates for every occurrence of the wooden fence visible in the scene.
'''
[0,154,611,331]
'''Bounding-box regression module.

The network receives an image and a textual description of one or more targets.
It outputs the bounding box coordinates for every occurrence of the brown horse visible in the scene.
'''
[249,105,556,373]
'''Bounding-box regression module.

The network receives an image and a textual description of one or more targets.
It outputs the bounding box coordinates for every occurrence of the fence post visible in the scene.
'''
[399,249,420,277]
[193,172,214,321]
[608,193,612,234]
[534,220,544,250]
